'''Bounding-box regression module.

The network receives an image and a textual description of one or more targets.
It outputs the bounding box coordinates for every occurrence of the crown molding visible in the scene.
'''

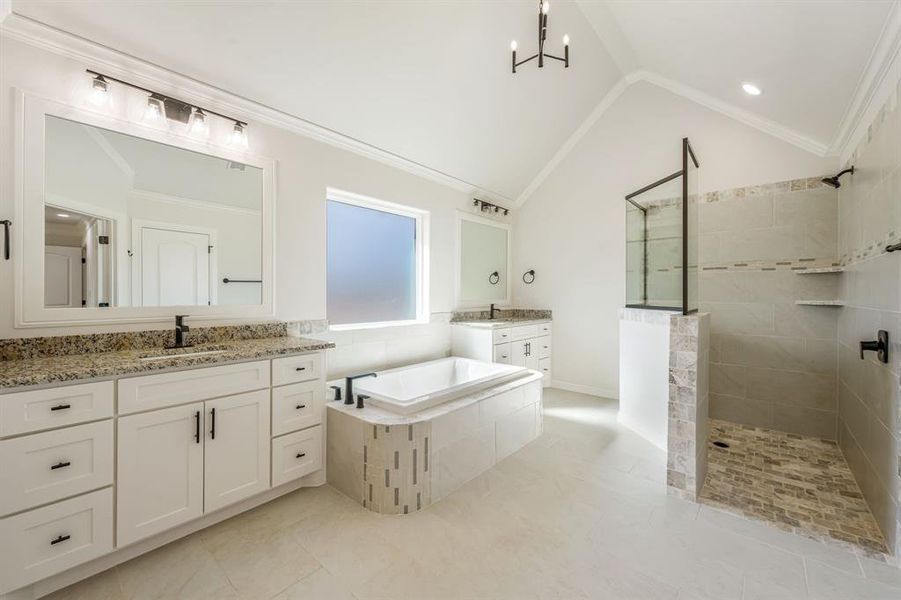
[0,13,513,206]
[515,77,628,207]
[831,0,901,163]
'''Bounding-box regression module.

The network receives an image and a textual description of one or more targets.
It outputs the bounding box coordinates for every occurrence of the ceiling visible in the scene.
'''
[9,1,898,202]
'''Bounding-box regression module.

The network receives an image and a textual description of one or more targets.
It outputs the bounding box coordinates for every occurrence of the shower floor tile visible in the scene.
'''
[700,419,889,560]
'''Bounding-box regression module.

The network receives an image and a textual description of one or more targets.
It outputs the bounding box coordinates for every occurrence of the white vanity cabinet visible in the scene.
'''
[452,321,552,385]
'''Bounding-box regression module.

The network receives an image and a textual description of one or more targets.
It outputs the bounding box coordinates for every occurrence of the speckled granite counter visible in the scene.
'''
[0,336,334,390]
[450,318,551,329]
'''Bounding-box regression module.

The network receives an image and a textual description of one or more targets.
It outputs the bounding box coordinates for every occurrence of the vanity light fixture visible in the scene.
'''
[144,94,166,123]
[89,74,110,106]
[473,198,509,216]
[229,122,249,149]
[189,108,208,136]
[511,1,570,74]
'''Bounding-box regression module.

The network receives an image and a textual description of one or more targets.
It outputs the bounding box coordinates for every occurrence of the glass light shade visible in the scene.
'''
[144,96,165,122]
[229,123,249,149]
[189,108,208,135]
[89,76,109,106]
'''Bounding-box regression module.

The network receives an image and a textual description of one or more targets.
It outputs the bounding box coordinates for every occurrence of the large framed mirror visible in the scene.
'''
[455,212,511,308]
[15,91,275,327]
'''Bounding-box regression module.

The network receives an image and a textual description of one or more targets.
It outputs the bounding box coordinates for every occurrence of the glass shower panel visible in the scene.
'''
[625,201,646,306]
[684,139,700,313]
[643,177,684,309]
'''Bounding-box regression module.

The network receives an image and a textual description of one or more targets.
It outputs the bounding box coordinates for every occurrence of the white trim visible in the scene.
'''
[549,379,619,401]
[454,211,512,309]
[130,188,262,217]
[0,13,512,206]
[516,78,629,207]
[325,187,430,330]
[832,0,901,162]
[14,89,275,327]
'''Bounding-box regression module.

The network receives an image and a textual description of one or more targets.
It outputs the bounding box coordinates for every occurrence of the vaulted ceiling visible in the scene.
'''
[9,0,898,203]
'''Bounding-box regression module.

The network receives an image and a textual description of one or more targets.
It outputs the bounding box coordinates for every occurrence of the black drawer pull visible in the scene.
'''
[50,404,71,412]
[296,452,306,459]
[295,367,306,372]
[210,408,216,440]
[194,410,201,444]
[295,404,307,410]
[50,461,71,470]
[50,534,70,546]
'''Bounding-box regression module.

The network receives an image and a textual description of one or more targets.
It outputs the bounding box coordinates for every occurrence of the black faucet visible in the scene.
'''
[344,372,377,406]
[173,315,191,348]
[490,304,501,320]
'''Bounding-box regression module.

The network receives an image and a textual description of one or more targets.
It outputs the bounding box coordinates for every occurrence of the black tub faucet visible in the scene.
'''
[173,315,191,348]
[344,372,377,406]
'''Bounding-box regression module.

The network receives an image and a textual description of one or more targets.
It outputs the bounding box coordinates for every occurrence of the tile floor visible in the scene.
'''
[48,389,901,600]
[701,420,889,560]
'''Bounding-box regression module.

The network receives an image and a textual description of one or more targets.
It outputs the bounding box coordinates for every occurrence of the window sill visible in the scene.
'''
[329,318,430,332]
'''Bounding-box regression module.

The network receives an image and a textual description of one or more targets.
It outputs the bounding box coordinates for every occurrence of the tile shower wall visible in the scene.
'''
[836,78,901,556]
[698,179,841,439]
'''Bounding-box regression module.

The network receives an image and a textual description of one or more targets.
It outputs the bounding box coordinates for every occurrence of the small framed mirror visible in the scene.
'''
[455,212,511,308]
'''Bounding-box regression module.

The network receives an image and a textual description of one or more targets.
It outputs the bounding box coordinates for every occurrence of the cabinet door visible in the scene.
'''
[511,340,528,367]
[523,339,541,370]
[204,390,270,513]
[117,403,204,547]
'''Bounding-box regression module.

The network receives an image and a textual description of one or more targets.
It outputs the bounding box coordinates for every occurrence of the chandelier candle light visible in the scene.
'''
[511,1,569,74]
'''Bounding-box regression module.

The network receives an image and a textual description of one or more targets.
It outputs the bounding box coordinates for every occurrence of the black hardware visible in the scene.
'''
[98,235,109,245]
[860,330,889,364]
[887,242,901,253]
[194,410,201,444]
[345,372,378,406]
[50,534,71,546]
[525,342,531,357]
[490,303,501,320]
[296,404,307,410]
[522,270,535,284]
[472,199,509,216]
[173,315,191,349]
[488,271,500,285]
[50,461,71,470]
[330,385,343,401]
[1,219,10,260]
[50,404,71,412]
[713,441,730,449]
[222,278,262,284]
[98,302,110,308]
[356,394,370,409]
[511,1,569,74]
[296,452,306,459]
[821,166,854,189]
[295,367,306,372]
[210,407,216,439]
[85,70,247,127]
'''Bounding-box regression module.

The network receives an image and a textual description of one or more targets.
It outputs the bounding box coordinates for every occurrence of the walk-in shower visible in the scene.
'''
[625,138,699,315]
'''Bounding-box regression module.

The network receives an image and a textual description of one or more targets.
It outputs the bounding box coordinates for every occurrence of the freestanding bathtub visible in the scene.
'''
[327,357,544,514]
[352,357,527,414]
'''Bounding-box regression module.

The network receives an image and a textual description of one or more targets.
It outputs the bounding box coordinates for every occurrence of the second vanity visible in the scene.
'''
[451,317,552,385]
[0,333,334,599]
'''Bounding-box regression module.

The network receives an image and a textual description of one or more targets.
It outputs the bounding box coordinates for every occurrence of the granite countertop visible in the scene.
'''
[0,336,335,390]
[326,370,543,425]
[451,318,551,329]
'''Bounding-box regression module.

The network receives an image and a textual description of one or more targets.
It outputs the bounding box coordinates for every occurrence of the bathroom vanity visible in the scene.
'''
[0,334,333,598]
[451,317,552,385]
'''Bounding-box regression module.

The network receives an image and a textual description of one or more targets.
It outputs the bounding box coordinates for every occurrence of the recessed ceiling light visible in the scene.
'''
[742,82,762,96]
[56,213,70,218]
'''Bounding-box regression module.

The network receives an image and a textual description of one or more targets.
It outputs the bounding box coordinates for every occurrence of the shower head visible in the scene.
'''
[821,166,854,188]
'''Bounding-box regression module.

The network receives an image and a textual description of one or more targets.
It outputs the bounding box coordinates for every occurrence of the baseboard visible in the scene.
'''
[549,379,619,400]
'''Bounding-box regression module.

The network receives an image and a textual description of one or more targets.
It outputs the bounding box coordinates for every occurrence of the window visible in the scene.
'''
[326,189,429,328]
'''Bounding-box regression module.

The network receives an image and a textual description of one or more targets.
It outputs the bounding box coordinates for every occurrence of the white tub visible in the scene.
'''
[353,357,528,414]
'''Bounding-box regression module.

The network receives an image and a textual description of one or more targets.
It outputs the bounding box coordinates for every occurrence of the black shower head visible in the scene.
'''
[821,166,854,188]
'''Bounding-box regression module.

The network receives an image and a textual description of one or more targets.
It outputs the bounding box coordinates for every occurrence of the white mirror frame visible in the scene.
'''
[454,211,512,309]
[13,90,276,327]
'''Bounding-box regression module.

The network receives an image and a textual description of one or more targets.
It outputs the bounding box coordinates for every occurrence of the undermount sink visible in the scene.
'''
[137,345,230,361]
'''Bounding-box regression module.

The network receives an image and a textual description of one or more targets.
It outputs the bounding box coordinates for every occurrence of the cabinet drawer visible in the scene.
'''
[272,381,323,437]
[0,487,113,594]
[118,360,270,414]
[0,381,114,438]
[272,353,322,387]
[0,421,113,516]
[272,426,322,487]
[493,343,512,365]
[510,325,539,341]
[538,337,551,359]
[539,358,551,381]
[538,322,552,336]
[492,328,512,344]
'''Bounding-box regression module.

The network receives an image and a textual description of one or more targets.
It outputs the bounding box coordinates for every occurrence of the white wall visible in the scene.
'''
[0,37,512,352]
[513,81,836,398]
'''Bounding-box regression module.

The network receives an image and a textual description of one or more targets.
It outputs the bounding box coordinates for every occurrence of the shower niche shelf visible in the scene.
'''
[795,266,844,274]
[795,300,844,306]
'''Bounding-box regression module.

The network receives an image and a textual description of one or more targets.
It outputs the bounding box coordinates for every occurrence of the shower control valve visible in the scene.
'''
[859,330,888,364]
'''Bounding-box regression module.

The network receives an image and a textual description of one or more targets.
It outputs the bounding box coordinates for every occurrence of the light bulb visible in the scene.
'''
[189,108,208,135]
[89,75,109,107]
[144,95,165,122]
[511,40,518,51]
[563,34,570,46]
[229,122,248,149]
[542,1,549,15]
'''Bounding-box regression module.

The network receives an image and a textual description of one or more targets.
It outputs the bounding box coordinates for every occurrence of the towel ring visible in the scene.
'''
[522,269,535,284]
[488,271,500,285]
